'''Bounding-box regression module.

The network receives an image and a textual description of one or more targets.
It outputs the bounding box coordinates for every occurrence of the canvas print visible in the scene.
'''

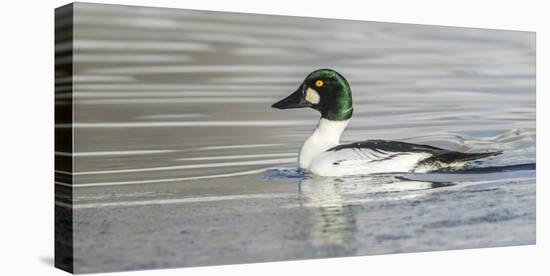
[55,2,536,274]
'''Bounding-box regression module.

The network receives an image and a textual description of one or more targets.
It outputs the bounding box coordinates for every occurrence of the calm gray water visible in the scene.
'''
[56,3,535,273]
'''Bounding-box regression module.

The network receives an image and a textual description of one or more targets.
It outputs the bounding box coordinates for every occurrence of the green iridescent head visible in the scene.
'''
[272,69,353,121]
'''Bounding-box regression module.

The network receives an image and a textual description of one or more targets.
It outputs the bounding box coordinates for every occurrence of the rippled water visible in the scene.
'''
[56,3,535,273]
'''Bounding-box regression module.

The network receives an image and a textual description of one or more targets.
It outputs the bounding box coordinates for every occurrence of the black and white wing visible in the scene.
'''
[306,140,439,176]
[307,139,502,176]
[327,139,443,165]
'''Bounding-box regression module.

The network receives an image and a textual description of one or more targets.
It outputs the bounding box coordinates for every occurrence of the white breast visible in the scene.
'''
[298,118,350,169]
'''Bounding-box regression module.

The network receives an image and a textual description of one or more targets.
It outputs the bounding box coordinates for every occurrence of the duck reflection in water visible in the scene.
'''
[295,174,455,253]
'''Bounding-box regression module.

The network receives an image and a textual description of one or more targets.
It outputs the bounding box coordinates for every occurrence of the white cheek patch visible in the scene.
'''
[305,87,320,104]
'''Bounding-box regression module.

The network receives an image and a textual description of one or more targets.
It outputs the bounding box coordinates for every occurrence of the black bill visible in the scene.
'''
[271,84,311,109]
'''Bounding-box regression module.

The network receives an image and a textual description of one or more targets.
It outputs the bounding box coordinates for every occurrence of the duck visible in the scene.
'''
[271,69,502,176]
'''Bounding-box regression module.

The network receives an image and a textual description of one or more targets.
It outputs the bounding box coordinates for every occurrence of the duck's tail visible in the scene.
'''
[420,150,503,165]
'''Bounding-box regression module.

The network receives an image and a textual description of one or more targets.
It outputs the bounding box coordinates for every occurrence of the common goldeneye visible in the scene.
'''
[272,69,501,176]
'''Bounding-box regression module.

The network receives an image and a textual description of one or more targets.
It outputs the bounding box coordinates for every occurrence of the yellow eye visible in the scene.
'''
[315,80,324,87]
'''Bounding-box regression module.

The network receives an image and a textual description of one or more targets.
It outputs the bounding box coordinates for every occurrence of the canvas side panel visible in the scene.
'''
[54,3,74,273]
